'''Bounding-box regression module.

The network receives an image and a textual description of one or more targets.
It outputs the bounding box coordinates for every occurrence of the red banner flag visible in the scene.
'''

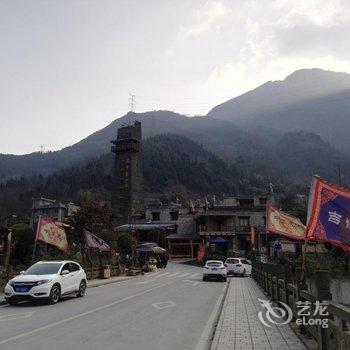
[306,177,350,252]
[251,227,256,245]
[35,216,68,252]
[267,205,306,240]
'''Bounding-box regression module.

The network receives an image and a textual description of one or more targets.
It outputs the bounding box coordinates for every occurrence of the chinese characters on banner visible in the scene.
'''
[84,229,110,252]
[266,205,306,240]
[306,177,350,252]
[35,216,68,252]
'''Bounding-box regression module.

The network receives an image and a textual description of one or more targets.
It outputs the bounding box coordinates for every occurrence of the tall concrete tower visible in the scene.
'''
[111,121,143,225]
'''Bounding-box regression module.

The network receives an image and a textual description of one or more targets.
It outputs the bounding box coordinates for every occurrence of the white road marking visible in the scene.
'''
[179,272,190,277]
[151,301,177,310]
[153,272,170,278]
[182,279,200,286]
[145,271,161,278]
[136,281,150,285]
[0,312,35,322]
[168,272,179,277]
[0,280,178,346]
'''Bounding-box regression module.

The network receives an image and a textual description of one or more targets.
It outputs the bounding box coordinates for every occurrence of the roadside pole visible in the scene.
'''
[4,229,11,273]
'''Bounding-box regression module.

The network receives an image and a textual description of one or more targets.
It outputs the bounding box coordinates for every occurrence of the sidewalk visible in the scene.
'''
[210,278,306,350]
[87,275,134,288]
[0,275,134,305]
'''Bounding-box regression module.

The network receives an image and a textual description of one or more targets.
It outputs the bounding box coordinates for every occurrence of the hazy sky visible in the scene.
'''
[1,0,350,154]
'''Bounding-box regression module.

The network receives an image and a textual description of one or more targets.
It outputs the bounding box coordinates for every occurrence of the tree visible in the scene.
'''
[116,233,136,255]
[69,200,113,239]
[10,223,35,267]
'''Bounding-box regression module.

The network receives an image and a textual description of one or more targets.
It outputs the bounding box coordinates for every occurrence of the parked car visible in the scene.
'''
[225,257,252,277]
[4,260,87,305]
[202,260,227,282]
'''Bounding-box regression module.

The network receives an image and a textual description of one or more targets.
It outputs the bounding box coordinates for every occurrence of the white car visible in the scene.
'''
[4,260,87,305]
[225,257,252,277]
[202,260,227,282]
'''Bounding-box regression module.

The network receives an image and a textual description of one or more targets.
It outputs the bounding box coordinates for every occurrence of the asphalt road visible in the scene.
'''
[0,262,226,350]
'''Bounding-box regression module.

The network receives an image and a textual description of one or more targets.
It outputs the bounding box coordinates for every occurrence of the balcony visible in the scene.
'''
[199,225,265,235]
[199,225,235,236]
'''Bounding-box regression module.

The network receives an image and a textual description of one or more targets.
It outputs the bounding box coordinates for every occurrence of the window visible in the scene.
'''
[226,258,239,264]
[239,199,254,207]
[238,216,250,227]
[61,263,71,273]
[70,263,80,272]
[25,263,62,275]
[206,262,223,267]
[152,212,160,221]
[260,198,267,205]
[170,211,179,221]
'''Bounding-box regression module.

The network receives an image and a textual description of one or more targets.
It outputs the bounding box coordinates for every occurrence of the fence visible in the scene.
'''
[252,261,350,350]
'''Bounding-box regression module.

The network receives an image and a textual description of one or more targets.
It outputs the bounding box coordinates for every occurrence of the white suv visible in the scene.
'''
[4,260,87,305]
[202,260,227,282]
[225,257,252,277]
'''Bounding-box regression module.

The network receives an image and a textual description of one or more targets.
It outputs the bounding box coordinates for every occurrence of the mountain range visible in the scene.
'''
[208,68,350,150]
[1,68,350,196]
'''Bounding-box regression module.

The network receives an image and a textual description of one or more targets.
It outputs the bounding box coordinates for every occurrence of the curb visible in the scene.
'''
[194,279,230,350]
[209,279,231,350]
[87,276,134,288]
[0,275,136,306]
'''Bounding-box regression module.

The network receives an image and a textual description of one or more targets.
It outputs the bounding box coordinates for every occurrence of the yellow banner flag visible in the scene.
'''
[35,216,68,252]
[267,205,306,240]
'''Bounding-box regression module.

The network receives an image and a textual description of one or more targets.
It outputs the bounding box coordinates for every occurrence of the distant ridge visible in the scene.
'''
[1,68,350,190]
[207,68,350,150]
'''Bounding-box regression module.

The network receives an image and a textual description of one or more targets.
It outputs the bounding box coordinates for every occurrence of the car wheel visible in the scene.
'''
[223,277,227,282]
[77,280,86,298]
[48,284,60,304]
[202,276,207,281]
[7,299,17,306]
[242,269,246,277]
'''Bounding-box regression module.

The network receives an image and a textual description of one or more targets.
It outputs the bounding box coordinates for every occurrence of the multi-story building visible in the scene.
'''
[164,195,274,258]
[196,195,274,250]
[30,197,79,228]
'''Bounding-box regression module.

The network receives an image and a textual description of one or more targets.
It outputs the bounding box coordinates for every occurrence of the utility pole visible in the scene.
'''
[39,145,44,154]
[129,94,136,112]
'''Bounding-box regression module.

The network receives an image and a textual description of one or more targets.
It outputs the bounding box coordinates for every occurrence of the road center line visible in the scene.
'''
[180,273,190,277]
[168,272,179,277]
[145,271,161,278]
[153,272,170,278]
[0,280,177,346]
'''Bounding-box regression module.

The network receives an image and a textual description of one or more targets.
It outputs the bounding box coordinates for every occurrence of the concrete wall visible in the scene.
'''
[177,214,196,235]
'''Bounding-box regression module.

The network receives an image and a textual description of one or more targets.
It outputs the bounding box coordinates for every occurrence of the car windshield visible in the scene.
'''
[25,263,62,275]
[207,262,222,267]
[226,259,240,264]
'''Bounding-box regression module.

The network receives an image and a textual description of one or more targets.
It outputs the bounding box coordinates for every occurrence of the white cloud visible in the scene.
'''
[199,0,350,97]
[275,0,350,28]
[177,1,230,39]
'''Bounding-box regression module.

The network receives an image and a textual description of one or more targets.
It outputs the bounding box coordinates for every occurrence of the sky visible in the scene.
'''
[1,0,350,155]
